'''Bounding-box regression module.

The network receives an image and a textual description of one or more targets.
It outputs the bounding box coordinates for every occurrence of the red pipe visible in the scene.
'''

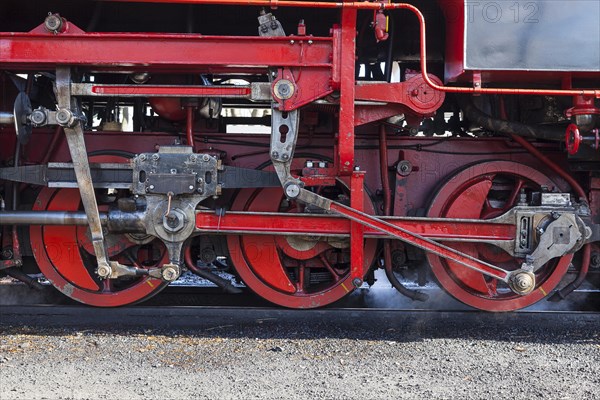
[106,0,600,98]
[552,242,590,301]
[186,106,195,149]
[510,134,586,200]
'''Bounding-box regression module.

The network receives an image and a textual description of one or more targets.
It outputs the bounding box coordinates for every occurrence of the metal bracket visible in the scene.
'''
[53,67,125,280]
[522,213,583,271]
[270,108,304,197]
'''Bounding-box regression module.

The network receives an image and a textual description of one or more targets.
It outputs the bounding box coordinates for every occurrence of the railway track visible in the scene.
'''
[1,304,598,332]
[1,280,599,311]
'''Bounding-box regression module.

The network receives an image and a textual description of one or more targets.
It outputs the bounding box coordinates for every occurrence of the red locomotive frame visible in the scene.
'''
[0,0,598,311]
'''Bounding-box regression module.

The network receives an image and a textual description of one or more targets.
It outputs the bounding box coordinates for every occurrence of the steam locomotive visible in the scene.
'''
[0,0,598,311]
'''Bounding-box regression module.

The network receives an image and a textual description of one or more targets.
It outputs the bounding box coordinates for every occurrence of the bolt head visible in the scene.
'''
[55,109,73,126]
[274,79,295,100]
[44,14,63,32]
[188,185,195,190]
[1,249,14,259]
[30,109,47,125]
[284,183,301,199]
[509,271,535,295]
[162,266,179,282]
[96,265,112,279]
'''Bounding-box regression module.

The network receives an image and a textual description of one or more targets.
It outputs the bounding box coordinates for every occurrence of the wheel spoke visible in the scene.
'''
[486,279,498,297]
[505,178,525,210]
[320,253,342,282]
[101,278,113,293]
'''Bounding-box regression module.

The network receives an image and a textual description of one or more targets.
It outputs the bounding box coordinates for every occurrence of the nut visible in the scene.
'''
[509,271,535,295]
[396,160,413,177]
[29,109,47,126]
[44,14,63,33]
[274,79,295,100]
[96,264,112,279]
[55,108,74,127]
[161,265,180,282]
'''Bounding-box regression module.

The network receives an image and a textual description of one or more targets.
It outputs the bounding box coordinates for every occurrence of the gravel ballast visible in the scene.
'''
[0,307,598,399]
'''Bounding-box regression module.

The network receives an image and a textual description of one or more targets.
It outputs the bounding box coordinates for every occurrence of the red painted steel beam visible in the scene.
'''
[105,0,600,97]
[336,7,357,175]
[350,171,365,283]
[194,211,516,242]
[0,32,333,71]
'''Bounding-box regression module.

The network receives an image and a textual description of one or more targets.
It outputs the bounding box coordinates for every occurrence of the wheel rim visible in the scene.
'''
[30,156,168,307]
[427,161,572,311]
[227,180,378,308]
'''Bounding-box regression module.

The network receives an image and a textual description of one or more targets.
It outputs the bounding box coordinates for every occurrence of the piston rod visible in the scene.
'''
[0,210,143,233]
[0,112,14,125]
[0,210,99,225]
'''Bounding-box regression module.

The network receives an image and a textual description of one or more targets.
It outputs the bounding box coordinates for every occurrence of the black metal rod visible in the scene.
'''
[4,268,45,290]
[0,211,100,225]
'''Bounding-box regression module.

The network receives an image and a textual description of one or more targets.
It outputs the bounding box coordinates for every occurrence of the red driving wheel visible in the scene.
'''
[227,180,378,308]
[426,161,572,311]
[30,156,168,306]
